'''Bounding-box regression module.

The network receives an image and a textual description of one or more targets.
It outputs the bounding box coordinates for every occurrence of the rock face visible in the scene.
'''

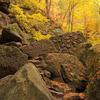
[0,11,10,30]
[73,42,92,59]
[21,39,58,59]
[44,53,87,91]
[50,31,87,54]
[0,23,34,44]
[0,0,10,14]
[86,66,100,100]
[73,42,93,73]
[0,45,28,79]
[86,44,100,100]
[0,28,22,43]
[0,63,54,100]
[6,23,34,44]
[92,44,100,53]
[78,44,100,77]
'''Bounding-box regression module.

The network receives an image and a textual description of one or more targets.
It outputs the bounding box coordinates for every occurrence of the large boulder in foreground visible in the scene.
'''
[44,53,87,92]
[0,63,54,100]
[0,45,28,79]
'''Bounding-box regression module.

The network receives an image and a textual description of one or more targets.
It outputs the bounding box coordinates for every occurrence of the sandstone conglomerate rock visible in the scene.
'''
[0,63,54,100]
[50,32,87,54]
[44,53,87,92]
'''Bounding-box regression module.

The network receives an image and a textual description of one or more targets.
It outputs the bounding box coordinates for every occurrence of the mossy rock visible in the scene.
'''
[86,44,100,100]
[0,27,22,43]
[0,45,28,79]
[0,63,54,100]
[6,23,34,44]
[86,66,100,100]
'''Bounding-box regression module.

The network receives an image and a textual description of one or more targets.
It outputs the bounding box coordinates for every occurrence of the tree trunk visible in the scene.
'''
[45,0,51,18]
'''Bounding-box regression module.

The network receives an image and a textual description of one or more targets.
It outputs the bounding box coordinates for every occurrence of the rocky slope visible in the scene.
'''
[0,0,100,100]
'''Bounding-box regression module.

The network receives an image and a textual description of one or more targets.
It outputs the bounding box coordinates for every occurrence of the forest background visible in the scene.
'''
[9,0,100,45]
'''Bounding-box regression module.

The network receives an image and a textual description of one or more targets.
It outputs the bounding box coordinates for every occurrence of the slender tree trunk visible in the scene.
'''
[65,0,80,32]
[38,0,41,2]
[67,7,73,32]
[45,0,51,18]
[70,12,73,32]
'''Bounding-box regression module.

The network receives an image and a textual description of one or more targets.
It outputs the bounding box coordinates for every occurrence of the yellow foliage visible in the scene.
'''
[10,0,45,10]
[9,4,48,35]
[23,0,45,10]
[27,13,48,22]
[61,22,67,32]
[9,0,100,44]
[88,33,100,45]
[52,0,100,45]
[34,31,51,41]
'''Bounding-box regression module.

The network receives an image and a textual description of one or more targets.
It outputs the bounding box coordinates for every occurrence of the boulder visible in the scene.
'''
[6,23,34,44]
[0,0,10,14]
[44,53,87,92]
[86,65,100,100]
[0,28,22,43]
[52,28,64,36]
[92,44,100,53]
[73,42,92,59]
[0,45,28,79]
[21,39,58,59]
[50,31,87,54]
[73,42,93,68]
[79,44,100,77]
[0,63,54,100]
[86,44,100,100]
[0,11,10,31]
